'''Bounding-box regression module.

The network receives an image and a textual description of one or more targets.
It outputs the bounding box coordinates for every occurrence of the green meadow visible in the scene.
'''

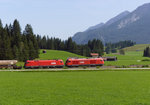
[16,49,150,67]
[38,46,150,67]
[123,44,150,52]
[104,44,150,66]
[38,50,85,62]
[16,44,150,67]
[104,51,150,66]
[1,71,150,105]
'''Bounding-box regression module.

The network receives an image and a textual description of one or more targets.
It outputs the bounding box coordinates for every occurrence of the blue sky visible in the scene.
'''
[0,0,150,39]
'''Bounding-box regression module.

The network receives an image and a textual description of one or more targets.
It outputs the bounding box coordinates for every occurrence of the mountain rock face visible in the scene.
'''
[86,23,104,31]
[72,3,150,44]
[105,11,130,26]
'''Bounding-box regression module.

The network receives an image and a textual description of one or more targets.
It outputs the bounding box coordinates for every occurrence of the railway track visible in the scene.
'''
[1,68,150,72]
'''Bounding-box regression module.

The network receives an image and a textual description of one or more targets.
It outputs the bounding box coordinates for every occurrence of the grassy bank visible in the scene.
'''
[0,71,150,105]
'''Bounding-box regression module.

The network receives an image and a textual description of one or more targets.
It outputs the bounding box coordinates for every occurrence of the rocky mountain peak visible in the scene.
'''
[72,2,150,44]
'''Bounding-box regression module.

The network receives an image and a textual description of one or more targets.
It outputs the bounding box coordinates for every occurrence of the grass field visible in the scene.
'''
[1,70,150,105]
[104,51,150,66]
[15,48,150,67]
[38,49,150,67]
[38,50,85,62]
[104,44,150,66]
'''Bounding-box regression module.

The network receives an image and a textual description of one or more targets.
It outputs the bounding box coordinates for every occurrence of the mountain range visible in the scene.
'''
[72,3,150,44]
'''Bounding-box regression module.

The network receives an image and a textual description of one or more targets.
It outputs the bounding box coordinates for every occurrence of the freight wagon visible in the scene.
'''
[0,60,18,69]
[65,58,104,67]
[24,60,64,69]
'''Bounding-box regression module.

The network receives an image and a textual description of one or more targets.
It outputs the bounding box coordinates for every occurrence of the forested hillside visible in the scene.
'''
[37,37,104,57]
[105,40,136,54]
[0,20,104,61]
[0,19,39,61]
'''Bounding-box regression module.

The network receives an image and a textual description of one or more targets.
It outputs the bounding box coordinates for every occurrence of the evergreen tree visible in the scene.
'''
[28,40,35,60]
[12,19,21,48]
[41,36,47,49]
[3,28,13,59]
[105,40,136,53]
[12,45,19,60]
[59,41,65,50]
[22,34,29,61]
[119,49,125,55]
[143,47,150,57]
[24,24,39,59]
[66,37,73,52]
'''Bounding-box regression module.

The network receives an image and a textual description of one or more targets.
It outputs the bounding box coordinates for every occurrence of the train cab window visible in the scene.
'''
[26,62,29,64]
[67,60,71,63]
[60,61,63,63]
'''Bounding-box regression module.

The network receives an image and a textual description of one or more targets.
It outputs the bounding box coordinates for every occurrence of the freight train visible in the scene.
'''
[0,58,104,69]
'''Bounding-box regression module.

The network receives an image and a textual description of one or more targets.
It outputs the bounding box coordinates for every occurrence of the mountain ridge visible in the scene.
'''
[72,3,150,44]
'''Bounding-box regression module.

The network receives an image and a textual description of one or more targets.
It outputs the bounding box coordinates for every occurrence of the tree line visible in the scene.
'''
[0,19,104,61]
[143,47,150,57]
[105,40,136,54]
[0,19,39,61]
[37,36,104,57]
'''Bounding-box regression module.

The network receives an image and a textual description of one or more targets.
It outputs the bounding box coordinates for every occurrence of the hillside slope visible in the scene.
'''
[72,3,150,44]
[123,44,150,52]
[37,50,85,62]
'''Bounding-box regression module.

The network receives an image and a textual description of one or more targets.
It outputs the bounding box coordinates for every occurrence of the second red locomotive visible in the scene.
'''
[65,58,104,67]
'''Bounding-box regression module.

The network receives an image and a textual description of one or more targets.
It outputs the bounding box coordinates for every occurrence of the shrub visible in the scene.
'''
[63,66,68,69]
[96,66,100,69]
[142,65,149,68]
[122,65,127,68]
[82,66,87,69]
[107,64,112,66]
[142,59,150,61]
[116,66,121,68]
[119,49,125,55]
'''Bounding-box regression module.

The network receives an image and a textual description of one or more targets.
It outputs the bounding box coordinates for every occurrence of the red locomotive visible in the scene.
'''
[24,58,104,69]
[24,60,64,69]
[65,58,104,67]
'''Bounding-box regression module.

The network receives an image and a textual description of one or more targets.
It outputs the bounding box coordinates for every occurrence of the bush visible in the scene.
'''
[82,66,87,69]
[142,59,150,61]
[116,66,121,68]
[119,49,125,55]
[96,66,100,69]
[122,65,128,68]
[142,65,149,68]
[107,64,112,66]
[63,66,68,69]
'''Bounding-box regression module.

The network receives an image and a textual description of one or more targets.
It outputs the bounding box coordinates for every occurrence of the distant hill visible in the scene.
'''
[72,3,150,44]
[123,44,150,52]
